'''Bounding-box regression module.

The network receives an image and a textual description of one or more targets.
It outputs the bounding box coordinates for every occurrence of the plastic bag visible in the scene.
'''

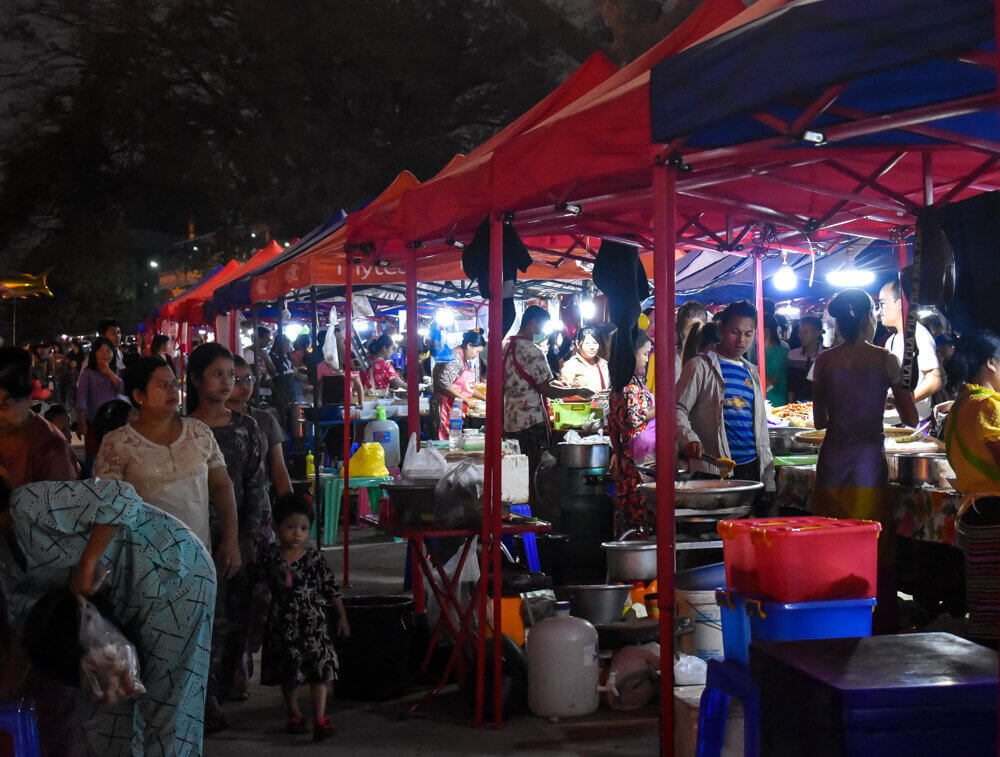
[629,418,657,467]
[426,537,481,638]
[342,442,388,478]
[79,599,146,705]
[674,652,708,686]
[433,457,483,529]
[563,430,611,445]
[604,645,661,709]
[400,433,447,479]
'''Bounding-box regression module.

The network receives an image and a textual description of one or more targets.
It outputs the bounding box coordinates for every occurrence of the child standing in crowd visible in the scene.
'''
[255,493,350,741]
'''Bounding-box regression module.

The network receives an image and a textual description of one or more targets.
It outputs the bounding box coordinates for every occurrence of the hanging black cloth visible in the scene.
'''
[593,240,649,392]
[462,216,533,335]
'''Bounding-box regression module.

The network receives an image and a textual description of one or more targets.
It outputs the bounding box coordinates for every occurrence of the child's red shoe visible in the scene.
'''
[313,716,337,741]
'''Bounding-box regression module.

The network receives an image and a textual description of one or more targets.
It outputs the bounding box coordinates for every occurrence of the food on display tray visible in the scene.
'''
[771,401,814,427]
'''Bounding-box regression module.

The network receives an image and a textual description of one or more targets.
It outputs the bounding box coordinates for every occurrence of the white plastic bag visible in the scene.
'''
[323,311,341,371]
[79,599,146,705]
[401,433,447,479]
[425,537,481,638]
[674,652,708,686]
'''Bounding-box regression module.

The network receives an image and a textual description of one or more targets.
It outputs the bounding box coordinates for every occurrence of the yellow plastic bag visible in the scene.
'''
[342,442,388,478]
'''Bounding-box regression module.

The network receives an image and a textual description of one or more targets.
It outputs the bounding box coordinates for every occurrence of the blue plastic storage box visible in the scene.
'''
[745,596,875,644]
[716,589,751,665]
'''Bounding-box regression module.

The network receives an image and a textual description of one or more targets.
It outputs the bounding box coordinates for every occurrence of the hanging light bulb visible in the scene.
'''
[772,251,797,292]
[825,242,875,287]
[580,297,597,321]
[435,308,455,328]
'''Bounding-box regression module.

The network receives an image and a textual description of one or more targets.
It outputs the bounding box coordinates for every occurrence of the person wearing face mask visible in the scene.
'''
[504,306,593,503]
[812,289,918,632]
[676,301,773,488]
[560,327,610,393]
[431,330,487,441]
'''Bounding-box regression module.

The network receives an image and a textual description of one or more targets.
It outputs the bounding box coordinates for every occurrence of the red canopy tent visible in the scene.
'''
[332,0,1000,749]
[159,260,241,323]
[179,240,284,324]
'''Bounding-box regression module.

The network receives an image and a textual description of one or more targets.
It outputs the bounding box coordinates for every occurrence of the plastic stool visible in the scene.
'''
[697,659,760,757]
[0,699,40,756]
[500,504,539,572]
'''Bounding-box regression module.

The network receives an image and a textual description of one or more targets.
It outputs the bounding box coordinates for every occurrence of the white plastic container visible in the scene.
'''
[527,601,599,719]
[676,588,724,661]
[363,407,401,468]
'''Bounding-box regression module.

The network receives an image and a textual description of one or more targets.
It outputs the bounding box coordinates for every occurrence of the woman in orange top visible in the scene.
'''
[944,331,1000,646]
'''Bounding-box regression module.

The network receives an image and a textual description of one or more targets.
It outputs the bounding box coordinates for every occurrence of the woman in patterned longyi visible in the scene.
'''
[187,342,269,733]
[1,478,216,756]
[609,331,655,536]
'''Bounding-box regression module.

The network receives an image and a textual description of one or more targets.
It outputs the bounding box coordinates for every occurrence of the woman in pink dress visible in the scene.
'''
[360,334,406,392]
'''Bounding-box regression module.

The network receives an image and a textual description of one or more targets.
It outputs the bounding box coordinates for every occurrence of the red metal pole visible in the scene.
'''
[653,160,678,757]
[342,258,353,586]
[406,249,420,450]
[488,213,505,728]
[229,309,237,354]
[755,255,767,394]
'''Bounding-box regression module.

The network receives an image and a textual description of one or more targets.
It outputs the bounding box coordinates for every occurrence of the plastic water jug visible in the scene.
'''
[448,403,464,451]
[526,601,599,719]
[363,407,400,468]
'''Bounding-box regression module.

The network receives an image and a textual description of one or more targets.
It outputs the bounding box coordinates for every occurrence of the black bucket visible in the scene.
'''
[335,595,415,700]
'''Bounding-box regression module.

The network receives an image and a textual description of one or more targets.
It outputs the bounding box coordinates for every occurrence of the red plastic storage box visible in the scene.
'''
[717,517,880,603]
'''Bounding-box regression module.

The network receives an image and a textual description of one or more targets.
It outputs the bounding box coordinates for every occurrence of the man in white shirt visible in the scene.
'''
[786,315,824,402]
[878,279,942,422]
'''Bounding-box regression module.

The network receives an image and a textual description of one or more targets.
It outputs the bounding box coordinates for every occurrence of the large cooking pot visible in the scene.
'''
[638,480,764,512]
[601,539,658,582]
[558,442,611,469]
[892,453,948,487]
[554,584,631,625]
[768,427,814,454]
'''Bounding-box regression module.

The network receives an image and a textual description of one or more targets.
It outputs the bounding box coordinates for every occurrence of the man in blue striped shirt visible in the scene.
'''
[676,301,773,489]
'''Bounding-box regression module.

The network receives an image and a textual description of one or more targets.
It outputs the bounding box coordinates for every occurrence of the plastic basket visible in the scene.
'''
[745,596,875,644]
[551,402,602,430]
[716,589,751,665]
[718,517,879,602]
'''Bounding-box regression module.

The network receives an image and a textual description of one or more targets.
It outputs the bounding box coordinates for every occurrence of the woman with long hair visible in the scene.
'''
[560,326,610,393]
[187,342,268,730]
[608,332,655,535]
[812,288,918,631]
[943,331,1000,646]
[76,336,126,472]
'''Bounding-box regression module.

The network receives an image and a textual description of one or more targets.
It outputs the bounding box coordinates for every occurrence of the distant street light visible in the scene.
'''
[149,260,159,268]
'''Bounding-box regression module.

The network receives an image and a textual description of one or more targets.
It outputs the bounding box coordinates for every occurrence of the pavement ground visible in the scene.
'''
[204,528,661,756]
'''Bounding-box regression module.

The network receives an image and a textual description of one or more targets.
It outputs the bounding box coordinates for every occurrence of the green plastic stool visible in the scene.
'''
[311,474,393,546]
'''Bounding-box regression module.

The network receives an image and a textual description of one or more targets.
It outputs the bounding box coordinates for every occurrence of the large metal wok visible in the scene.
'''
[638,480,764,511]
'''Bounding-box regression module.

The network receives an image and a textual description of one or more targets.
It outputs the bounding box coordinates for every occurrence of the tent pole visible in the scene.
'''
[310,286,321,550]
[652,160,678,757]
[405,248,425,617]
[406,250,419,450]
[342,259,353,586]
[755,255,766,392]
[487,213,505,728]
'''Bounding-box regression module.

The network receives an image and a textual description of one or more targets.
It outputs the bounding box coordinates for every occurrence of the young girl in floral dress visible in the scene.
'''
[255,493,350,741]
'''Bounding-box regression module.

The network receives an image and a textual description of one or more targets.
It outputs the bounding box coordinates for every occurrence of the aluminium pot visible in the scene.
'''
[601,540,658,582]
[554,584,632,625]
[892,453,948,487]
[638,480,764,512]
[768,426,815,454]
[558,442,611,470]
